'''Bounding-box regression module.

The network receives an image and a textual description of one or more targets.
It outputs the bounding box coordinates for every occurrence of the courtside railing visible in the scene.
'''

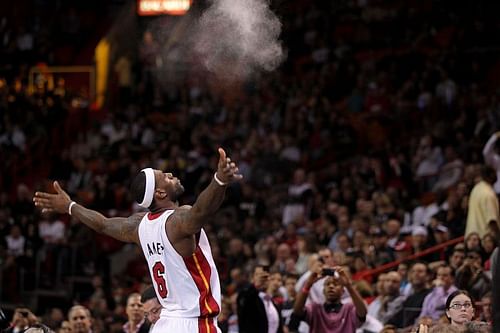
[359,236,465,280]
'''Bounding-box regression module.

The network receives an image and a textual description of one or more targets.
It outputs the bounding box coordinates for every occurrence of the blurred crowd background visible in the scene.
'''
[1,0,500,332]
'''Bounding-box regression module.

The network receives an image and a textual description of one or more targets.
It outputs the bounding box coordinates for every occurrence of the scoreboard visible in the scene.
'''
[138,0,192,16]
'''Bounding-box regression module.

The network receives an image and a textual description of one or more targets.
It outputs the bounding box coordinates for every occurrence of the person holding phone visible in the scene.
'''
[295,248,339,305]
[292,266,367,333]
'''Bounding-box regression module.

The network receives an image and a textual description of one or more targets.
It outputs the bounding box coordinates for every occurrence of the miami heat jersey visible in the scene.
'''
[138,209,221,323]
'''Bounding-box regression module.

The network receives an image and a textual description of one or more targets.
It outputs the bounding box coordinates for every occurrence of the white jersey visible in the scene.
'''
[138,209,221,330]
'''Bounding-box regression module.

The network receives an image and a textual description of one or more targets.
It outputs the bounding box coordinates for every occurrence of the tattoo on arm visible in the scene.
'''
[108,214,143,244]
[72,204,143,244]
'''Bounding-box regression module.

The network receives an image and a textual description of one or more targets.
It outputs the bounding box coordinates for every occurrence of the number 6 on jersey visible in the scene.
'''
[153,261,168,298]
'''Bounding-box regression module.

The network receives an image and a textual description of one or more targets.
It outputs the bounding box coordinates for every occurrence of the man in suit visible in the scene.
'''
[122,293,150,333]
[237,265,284,333]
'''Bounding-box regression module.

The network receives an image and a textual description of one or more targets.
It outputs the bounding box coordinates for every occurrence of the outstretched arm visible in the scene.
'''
[70,205,142,243]
[169,148,243,238]
[34,181,142,244]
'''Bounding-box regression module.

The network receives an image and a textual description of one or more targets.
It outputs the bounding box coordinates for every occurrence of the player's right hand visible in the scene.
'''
[33,181,72,215]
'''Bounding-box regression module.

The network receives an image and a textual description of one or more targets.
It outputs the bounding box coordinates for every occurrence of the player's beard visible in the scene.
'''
[169,183,185,202]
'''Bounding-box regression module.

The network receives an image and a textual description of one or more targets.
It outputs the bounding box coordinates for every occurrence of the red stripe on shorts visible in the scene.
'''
[198,316,217,333]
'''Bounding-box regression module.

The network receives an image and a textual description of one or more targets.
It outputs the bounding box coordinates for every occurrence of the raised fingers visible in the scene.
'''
[217,148,244,181]
[218,148,227,167]
[232,171,243,180]
[34,197,52,205]
[53,181,68,197]
[224,162,236,171]
[34,191,54,199]
[33,191,55,210]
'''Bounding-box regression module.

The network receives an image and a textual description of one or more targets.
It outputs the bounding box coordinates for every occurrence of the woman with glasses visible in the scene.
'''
[445,290,474,328]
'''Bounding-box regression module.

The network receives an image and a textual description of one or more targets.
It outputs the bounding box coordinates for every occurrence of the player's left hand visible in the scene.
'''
[216,147,243,184]
[33,181,73,215]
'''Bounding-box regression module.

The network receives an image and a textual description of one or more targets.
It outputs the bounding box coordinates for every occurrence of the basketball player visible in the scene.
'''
[34,148,242,333]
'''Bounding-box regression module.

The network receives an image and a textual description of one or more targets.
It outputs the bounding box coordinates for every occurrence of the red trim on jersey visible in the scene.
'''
[147,211,164,220]
[183,246,220,319]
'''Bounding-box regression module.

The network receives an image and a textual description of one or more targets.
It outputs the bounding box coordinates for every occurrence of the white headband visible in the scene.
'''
[139,168,155,208]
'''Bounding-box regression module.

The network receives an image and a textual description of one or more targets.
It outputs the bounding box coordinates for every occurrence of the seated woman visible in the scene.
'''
[445,290,474,329]
[444,289,490,331]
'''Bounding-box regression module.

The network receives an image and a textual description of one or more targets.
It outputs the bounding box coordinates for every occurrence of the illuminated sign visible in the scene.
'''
[138,0,192,16]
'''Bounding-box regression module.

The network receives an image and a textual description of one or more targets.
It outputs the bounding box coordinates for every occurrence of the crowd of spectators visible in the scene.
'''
[2,0,500,332]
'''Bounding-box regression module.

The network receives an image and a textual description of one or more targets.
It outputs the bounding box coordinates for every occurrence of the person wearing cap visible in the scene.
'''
[431,224,451,260]
[410,226,428,251]
[33,148,243,333]
[392,241,412,262]
[433,224,449,240]
[411,226,439,262]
